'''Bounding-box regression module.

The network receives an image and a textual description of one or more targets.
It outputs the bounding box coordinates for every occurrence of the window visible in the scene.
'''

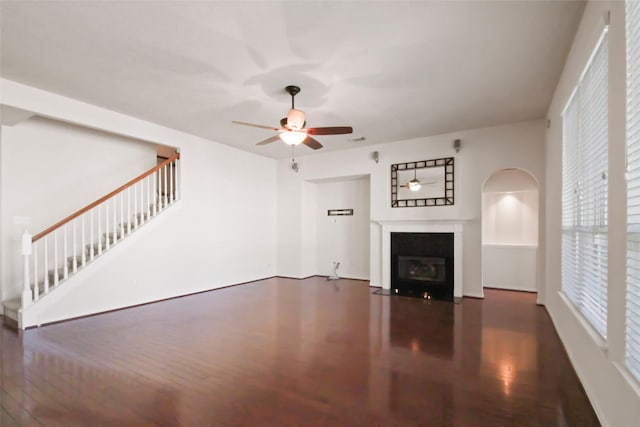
[562,27,609,339]
[626,0,640,381]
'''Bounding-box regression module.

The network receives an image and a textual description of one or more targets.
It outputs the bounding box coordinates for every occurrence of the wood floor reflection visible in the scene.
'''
[1,277,600,426]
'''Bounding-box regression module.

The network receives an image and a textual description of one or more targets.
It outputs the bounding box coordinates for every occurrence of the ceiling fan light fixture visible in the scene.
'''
[408,179,422,192]
[232,84,351,151]
[287,108,305,130]
[279,130,307,146]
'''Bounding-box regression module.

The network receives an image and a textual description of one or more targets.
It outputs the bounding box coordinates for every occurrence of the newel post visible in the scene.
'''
[21,230,33,309]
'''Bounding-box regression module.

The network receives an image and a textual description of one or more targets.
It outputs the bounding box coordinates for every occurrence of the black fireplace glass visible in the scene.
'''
[391,232,454,301]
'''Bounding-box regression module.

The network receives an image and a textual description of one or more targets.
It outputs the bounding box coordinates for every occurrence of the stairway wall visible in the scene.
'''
[0,117,158,303]
[0,79,277,323]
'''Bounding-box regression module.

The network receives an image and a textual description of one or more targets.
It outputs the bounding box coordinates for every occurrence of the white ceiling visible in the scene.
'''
[0,1,583,159]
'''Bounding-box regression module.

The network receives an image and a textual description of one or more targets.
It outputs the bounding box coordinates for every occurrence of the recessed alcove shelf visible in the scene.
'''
[481,169,539,292]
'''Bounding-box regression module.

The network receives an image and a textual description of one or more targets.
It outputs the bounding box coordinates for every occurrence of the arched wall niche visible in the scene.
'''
[481,168,539,292]
[482,168,538,246]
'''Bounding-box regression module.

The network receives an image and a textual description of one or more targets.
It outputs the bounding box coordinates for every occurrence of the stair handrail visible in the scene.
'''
[32,152,180,243]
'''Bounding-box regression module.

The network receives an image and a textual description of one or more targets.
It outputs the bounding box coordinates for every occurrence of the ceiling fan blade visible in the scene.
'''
[232,121,279,131]
[256,135,281,146]
[303,136,323,150]
[306,126,353,136]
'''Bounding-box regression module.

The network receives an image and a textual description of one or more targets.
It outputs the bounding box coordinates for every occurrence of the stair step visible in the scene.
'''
[101,232,122,243]
[7,204,171,319]
[2,297,20,328]
[85,242,108,256]
[67,254,84,264]
[32,279,62,296]
[3,297,20,312]
[136,212,150,222]
[47,269,64,283]
[34,281,47,294]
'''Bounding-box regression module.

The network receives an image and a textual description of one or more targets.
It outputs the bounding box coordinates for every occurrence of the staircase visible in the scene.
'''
[2,153,180,330]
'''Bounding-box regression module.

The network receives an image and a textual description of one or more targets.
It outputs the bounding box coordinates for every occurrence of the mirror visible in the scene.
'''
[391,157,454,207]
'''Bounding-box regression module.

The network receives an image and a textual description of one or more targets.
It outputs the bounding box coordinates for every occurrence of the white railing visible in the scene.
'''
[20,153,180,309]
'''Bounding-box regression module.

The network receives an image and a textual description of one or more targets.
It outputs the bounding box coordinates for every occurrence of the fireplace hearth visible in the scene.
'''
[391,232,454,301]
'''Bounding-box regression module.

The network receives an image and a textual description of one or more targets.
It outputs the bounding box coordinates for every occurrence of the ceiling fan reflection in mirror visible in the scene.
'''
[232,85,353,150]
[401,169,437,192]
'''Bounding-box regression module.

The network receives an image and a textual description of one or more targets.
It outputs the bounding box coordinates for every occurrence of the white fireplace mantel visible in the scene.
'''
[376,219,469,297]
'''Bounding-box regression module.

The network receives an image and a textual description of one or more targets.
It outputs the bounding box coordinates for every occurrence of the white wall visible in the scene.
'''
[544,2,640,426]
[276,119,546,298]
[0,79,277,324]
[483,191,538,245]
[483,169,538,246]
[482,246,537,292]
[314,177,370,280]
[0,117,157,301]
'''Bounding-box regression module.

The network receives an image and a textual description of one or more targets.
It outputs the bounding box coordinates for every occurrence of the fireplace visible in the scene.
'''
[391,232,454,301]
[378,220,464,299]
[398,256,446,282]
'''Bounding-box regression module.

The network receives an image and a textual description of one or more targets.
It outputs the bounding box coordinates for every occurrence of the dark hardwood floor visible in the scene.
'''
[1,277,600,426]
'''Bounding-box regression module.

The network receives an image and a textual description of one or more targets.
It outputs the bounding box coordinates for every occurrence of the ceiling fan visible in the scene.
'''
[232,85,353,150]
[401,169,437,192]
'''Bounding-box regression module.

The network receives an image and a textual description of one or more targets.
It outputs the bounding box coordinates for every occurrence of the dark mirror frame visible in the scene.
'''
[391,157,455,208]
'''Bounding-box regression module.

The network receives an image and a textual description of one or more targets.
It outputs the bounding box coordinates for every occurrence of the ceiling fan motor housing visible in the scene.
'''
[287,109,305,130]
[232,84,352,150]
[280,115,306,130]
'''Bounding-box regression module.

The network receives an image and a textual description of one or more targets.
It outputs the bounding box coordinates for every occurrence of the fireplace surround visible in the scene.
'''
[378,220,464,300]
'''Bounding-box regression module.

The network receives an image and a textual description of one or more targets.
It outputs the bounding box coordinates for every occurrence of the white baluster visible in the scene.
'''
[98,204,102,256]
[139,180,144,225]
[158,167,162,210]
[33,241,39,301]
[175,156,180,201]
[72,219,77,273]
[153,171,158,215]
[147,175,152,218]
[127,187,131,234]
[169,161,173,204]
[81,215,86,267]
[113,193,118,243]
[134,183,138,228]
[22,230,33,309]
[44,235,49,294]
[163,164,168,208]
[105,199,111,250]
[120,192,124,239]
[138,180,143,225]
[141,182,145,223]
[90,210,95,261]
[63,224,68,280]
[53,229,59,286]
[153,170,158,214]
[156,168,160,211]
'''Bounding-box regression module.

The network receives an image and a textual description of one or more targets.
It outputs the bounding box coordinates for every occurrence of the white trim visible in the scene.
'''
[482,243,538,248]
[561,25,610,117]
[464,291,485,299]
[558,290,608,353]
[545,304,607,427]
[614,362,640,401]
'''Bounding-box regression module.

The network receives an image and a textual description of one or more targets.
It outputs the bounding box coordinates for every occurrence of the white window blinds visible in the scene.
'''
[562,28,609,339]
[626,0,640,381]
